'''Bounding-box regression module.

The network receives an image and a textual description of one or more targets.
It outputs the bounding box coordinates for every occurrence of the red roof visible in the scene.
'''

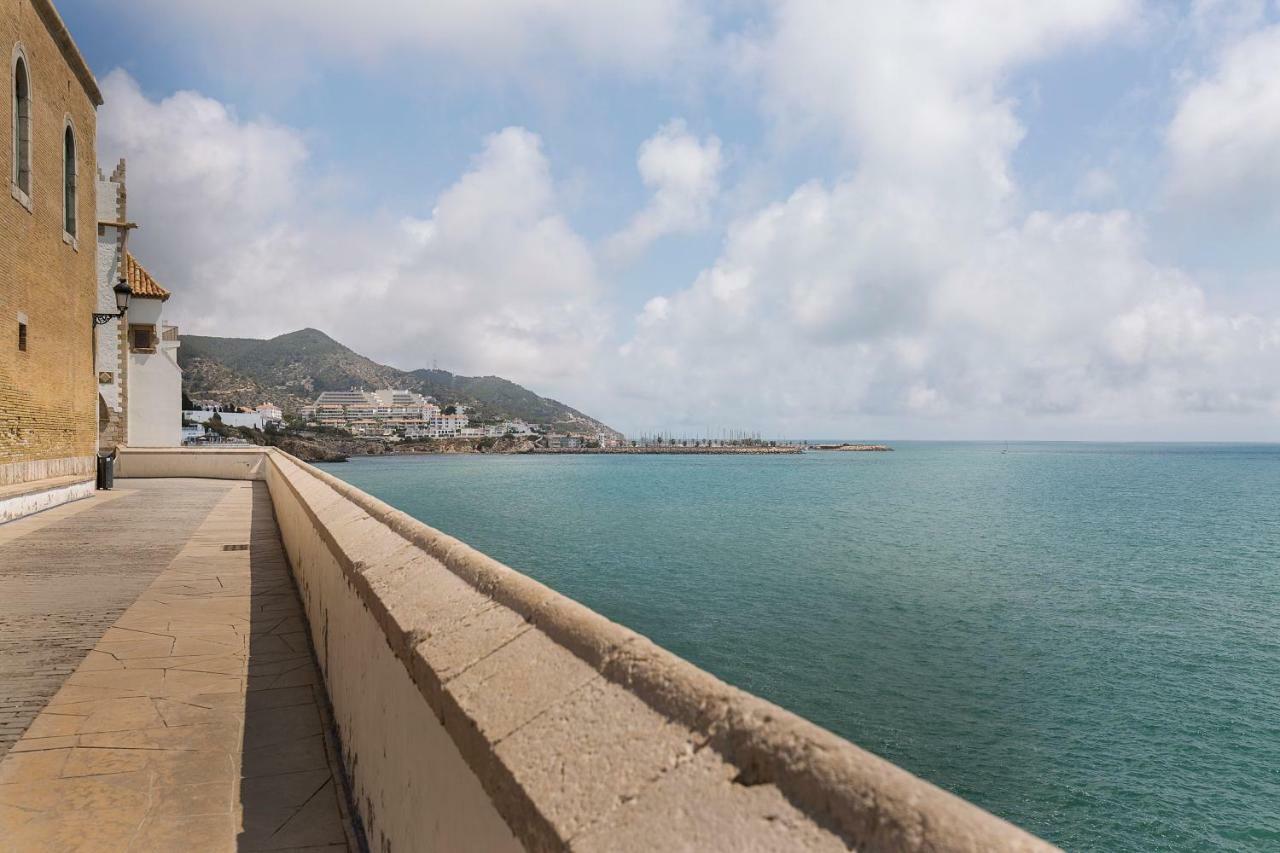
[125,253,171,301]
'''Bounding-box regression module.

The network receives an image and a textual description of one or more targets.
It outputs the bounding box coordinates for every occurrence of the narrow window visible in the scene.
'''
[17,321,27,352]
[130,325,156,352]
[13,57,30,195]
[63,126,76,236]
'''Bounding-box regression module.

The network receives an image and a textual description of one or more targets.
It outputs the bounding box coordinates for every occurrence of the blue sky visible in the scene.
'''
[59,0,1280,438]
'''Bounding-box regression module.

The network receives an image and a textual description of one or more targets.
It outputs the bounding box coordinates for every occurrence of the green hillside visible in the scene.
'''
[178,328,618,436]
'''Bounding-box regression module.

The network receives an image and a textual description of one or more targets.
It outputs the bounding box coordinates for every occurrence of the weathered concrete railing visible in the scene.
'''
[116,447,1056,852]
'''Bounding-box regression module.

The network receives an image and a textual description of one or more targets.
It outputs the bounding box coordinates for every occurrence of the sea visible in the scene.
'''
[317,442,1280,851]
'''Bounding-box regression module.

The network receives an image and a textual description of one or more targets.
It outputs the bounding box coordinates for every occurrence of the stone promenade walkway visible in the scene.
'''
[0,479,355,852]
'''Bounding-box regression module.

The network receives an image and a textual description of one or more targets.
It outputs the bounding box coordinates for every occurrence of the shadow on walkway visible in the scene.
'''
[238,482,358,852]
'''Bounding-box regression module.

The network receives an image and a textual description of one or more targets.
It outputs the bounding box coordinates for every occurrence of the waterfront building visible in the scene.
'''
[425,410,468,437]
[300,387,463,436]
[484,419,535,438]
[0,0,102,520]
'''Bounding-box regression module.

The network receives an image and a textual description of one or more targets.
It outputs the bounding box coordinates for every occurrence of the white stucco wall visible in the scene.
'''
[127,353,181,446]
[93,314,121,412]
[127,297,162,326]
[126,297,181,447]
[95,177,125,414]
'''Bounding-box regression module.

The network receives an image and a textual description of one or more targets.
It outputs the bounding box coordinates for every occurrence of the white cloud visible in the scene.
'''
[742,0,1137,210]
[1167,23,1280,222]
[1076,168,1119,203]
[1189,0,1269,42]
[98,70,313,328]
[356,127,607,385]
[96,3,1280,438]
[605,0,1280,437]
[606,120,723,260]
[616,183,1280,432]
[121,0,708,80]
[100,72,605,397]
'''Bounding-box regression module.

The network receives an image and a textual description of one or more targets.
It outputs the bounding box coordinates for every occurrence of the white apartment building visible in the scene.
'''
[484,420,535,438]
[302,389,451,436]
[256,403,283,424]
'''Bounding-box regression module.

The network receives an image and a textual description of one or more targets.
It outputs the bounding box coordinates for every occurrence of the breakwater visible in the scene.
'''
[529,445,803,455]
[813,443,893,451]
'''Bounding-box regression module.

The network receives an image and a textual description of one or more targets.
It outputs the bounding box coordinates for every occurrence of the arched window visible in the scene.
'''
[63,125,76,236]
[13,55,30,196]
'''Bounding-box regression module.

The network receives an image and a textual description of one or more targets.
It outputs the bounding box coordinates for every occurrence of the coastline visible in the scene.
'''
[236,431,893,463]
[527,445,804,455]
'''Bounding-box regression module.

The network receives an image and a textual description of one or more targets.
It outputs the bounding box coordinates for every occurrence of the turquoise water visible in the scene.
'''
[318,443,1280,851]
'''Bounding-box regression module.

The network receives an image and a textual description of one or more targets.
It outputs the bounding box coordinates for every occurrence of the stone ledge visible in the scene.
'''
[0,475,95,525]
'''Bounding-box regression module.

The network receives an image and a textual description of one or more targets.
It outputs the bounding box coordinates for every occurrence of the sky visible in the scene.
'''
[59,0,1280,439]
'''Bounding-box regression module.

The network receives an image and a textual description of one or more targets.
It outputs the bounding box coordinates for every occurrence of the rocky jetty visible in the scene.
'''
[530,445,803,455]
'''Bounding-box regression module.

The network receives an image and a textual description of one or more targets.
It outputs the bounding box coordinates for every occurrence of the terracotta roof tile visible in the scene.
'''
[125,253,171,301]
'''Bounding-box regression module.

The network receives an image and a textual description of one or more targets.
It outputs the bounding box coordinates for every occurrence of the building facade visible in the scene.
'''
[1,0,102,498]
[255,403,283,424]
[94,159,128,448]
[301,388,456,436]
[122,253,181,446]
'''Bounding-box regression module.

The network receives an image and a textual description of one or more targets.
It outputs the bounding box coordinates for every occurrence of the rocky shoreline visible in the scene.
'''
[258,433,540,463]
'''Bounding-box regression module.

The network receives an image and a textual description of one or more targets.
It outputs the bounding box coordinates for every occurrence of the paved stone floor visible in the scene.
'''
[0,484,226,756]
[0,479,354,852]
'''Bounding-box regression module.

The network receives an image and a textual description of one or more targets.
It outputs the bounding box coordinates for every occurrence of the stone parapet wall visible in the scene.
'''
[114,447,266,480]
[116,447,1057,852]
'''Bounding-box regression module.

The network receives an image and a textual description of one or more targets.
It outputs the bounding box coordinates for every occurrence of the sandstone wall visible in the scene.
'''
[0,0,100,487]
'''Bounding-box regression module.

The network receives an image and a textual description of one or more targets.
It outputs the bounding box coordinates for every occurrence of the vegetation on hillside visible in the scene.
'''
[178,328,618,436]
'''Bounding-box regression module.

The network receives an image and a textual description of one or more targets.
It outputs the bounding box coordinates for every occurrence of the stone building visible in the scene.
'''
[0,0,102,519]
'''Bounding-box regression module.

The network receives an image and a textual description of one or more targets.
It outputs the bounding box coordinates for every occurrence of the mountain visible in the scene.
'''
[178,328,619,436]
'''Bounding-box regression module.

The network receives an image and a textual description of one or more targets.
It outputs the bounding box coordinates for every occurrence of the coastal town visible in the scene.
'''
[183,390,618,453]
[180,392,849,457]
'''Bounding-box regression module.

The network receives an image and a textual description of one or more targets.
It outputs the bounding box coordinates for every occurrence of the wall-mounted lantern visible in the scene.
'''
[93,279,132,326]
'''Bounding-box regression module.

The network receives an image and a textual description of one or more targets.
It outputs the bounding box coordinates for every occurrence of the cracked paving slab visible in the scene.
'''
[0,479,355,852]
